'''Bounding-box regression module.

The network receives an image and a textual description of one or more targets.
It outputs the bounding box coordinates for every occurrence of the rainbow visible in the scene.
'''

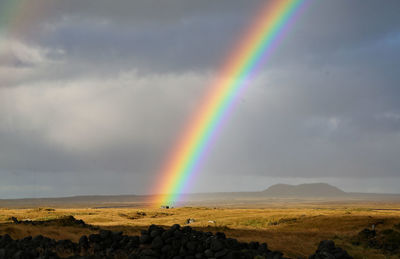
[151,0,308,206]
[0,1,23,35]
[0,0,50,46]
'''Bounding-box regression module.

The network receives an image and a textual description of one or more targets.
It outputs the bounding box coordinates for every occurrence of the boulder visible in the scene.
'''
[309,240,352,259]
[151,236,164,249]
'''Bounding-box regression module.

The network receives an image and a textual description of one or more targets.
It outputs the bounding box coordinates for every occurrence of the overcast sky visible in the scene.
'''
[1,0,399,198]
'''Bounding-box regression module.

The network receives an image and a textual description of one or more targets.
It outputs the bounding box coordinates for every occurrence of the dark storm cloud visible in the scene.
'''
[4,0,400,75]
[30,0,400,73]
[0,0,399,197]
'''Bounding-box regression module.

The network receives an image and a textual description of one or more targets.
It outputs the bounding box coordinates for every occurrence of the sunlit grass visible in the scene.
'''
[0,204,399,258]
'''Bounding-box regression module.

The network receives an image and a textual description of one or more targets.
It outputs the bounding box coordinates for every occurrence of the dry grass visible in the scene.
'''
[1,204,400,258]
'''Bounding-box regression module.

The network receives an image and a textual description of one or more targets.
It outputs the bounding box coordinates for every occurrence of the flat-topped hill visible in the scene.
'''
[262,183,347,197]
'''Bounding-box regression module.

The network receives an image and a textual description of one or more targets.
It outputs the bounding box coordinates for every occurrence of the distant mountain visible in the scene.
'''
[3,183,400,208]
[261,183,347,197]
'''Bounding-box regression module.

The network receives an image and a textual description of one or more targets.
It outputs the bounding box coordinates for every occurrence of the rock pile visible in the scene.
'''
[10,216,89,228]
[352,227,400,254]
[0,224,352,259]
[308,240,352,259]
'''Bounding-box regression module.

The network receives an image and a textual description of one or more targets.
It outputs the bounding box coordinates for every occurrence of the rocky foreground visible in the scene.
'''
[0,222,352,259]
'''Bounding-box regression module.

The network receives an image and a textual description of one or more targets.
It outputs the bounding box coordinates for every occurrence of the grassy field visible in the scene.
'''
[1,204,400,258]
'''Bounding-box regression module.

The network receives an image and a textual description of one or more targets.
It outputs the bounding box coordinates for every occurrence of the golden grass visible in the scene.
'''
[1,204,400,258]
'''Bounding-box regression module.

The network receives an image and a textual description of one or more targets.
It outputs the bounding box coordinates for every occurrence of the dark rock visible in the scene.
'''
[129,252,140,259]
[358,228,376,239]
[88,234,101,243]
[150,229,162,238]
[112,232,124,244]
[380,229,400,252]
[249,241,259,250]
[165,236,175,245]
[186,241,198,252]
[182,226,192,233]
[12,250,23,259]
[99,229,112,239]
[269,251,284,259]
[181,236,189,246]
[113,231,123,236]
[162,244,173,253]
[92,242,102,253]
[151,236,164,249]
[172,238,182,250]
[258,242,268,252]
[309,240,352,259]
[319,240,335,252]
[215,232,226,239]
[140,234,151,244]
[131,235,140,244]
[332,247,352,258]
[140,255,159,259]
[225,238,239,249]
[162,229,175,240]
[211,239,224,251]
[127,238,140,249]
[174,230,184,239]
[21,236,32,242]
[79,235,89,248]
[179,246,188,256]
[196,243,205,253]
[171,224,181,231]
[225,250,245,259]
[214,248,228,258]
[0,224,353,259]
[32,235,44,243]
[106,247,114,256]
[204,249,214,257]
[148,224,159,233]
[141,248,159,257]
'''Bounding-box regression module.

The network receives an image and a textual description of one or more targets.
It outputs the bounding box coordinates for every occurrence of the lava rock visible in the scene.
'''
[88,233,101,243]
[309,240,353,259]
[99,229,112,239]
[0,224,353,259]
[204,249,214,257]
[79,235,89,248]
[211,239,224,251]
[151,236,164,249]
[140,234,151,244]
[214,248,228,258]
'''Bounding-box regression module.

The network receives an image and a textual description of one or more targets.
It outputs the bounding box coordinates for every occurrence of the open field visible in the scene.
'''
[1,203,400,258]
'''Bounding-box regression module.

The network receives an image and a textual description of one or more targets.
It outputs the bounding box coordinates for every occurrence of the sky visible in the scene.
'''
[0,0,399,198]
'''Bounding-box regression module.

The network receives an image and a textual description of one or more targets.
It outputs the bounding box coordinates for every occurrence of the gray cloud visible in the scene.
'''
[0,0,399,198]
